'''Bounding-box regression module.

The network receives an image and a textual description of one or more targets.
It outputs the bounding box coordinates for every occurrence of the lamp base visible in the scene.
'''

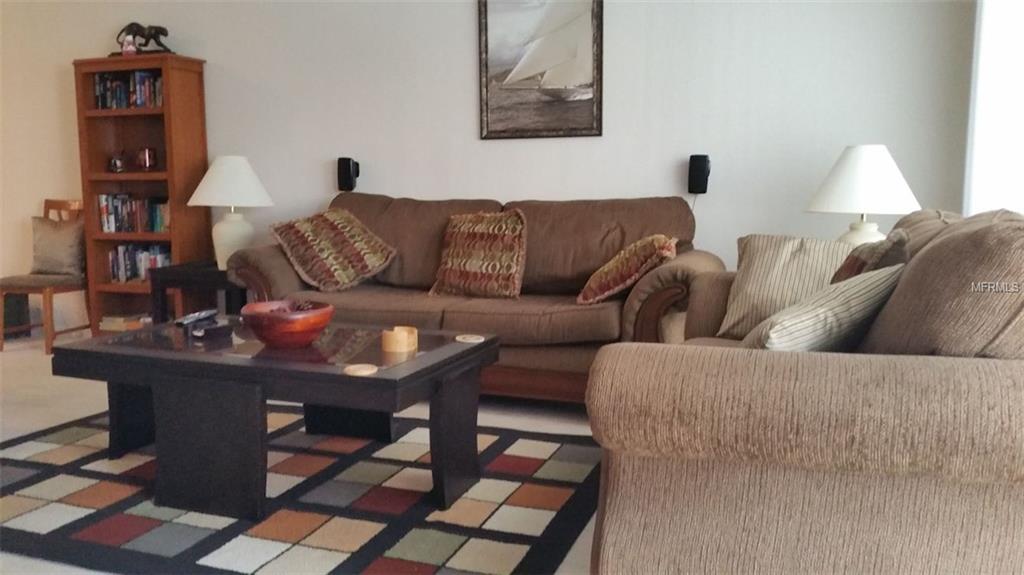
[212,212,254,270]
[837,221,886,246]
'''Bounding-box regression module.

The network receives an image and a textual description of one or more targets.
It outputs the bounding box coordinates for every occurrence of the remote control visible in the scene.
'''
[174,309,218,326]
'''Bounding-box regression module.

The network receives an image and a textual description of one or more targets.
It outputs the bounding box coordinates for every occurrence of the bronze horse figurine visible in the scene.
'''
[116,22,173,53]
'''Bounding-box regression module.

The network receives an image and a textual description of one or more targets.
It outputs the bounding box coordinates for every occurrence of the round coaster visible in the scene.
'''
[343,363,379,376]
[455,334,485,344]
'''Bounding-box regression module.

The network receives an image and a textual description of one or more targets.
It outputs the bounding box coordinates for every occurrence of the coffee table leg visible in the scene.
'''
[107,382,154,458]
[430,365,482,508]
[151,377,267,520]
[303,404,396,442]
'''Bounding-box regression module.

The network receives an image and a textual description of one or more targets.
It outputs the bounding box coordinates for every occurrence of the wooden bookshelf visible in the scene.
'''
[73,54,213,334]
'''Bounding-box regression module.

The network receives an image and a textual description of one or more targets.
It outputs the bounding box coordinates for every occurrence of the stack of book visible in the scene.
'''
[98,314,152,332]
[98,195,169,233]
[108,244,171,282]
[93,71,163,109]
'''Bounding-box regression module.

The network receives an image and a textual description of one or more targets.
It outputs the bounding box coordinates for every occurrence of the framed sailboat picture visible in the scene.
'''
[479,0,603,139]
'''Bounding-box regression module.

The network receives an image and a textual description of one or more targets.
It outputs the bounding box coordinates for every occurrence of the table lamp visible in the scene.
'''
[807,145,921,245]
[188,156,274,269]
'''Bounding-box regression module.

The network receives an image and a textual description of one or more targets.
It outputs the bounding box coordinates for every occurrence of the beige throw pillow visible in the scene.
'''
[31,217,84,276]
[717,235,853,339]
[743,264,904,352]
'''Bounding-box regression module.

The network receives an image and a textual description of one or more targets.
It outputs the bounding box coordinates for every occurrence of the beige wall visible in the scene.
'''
[1,1,975,323]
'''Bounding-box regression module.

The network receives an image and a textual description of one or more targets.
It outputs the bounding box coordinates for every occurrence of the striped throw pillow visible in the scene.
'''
[272,209,396,292]
[717,235,853,339]
[430,209,527,298]
[577,235,677,305]
[742,264,905,351]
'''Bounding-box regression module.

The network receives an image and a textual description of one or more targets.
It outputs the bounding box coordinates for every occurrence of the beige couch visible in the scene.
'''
[586,210,1024,572]
[228,192,724,402]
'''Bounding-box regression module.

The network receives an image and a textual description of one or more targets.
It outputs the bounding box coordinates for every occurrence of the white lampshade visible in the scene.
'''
[188,156,273,208]
[807,145,920,216]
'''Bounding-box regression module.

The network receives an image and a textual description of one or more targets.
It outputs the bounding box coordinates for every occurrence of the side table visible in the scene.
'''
[150,262,248,323]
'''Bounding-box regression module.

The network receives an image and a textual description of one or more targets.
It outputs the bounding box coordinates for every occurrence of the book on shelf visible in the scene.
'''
[98,195,169,233]
[108,244,171,283]
[98,314,152,332]
[93,71,163,110]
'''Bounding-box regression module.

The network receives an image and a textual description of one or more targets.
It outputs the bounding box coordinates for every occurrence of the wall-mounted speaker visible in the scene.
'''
[688,154,710,194]
[338,157,360,191]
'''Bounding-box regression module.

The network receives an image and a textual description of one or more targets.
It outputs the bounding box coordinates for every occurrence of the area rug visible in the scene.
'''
[0,405,599,574]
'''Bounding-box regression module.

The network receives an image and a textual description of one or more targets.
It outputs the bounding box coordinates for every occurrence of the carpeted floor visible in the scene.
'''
[0,404,600,574]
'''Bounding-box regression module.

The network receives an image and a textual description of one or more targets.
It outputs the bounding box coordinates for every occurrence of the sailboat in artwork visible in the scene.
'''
[502,1,594,101]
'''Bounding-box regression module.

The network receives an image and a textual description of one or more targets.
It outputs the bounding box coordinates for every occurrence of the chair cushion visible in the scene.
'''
[330,192,503,289]
[430,210,527,298]
[0,274,85,290]
[860,218,1024,359]
[31,217,84,276]
[443,295,621,345]
[578,235,677,305]
[506,197,695,294]
[287,285,471,330]
[717,235,852,339]
[830,229,908,283]
[744,264,905,352]
[272,209,395,292]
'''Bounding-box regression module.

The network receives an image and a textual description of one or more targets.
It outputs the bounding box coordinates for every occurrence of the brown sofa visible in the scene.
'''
[228,192,724,402]
[586,209,1024,572]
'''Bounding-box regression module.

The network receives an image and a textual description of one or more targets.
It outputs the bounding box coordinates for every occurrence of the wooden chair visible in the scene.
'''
[0,200,91,354]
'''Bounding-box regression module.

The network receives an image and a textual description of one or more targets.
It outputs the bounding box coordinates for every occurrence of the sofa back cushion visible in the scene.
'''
[860,218,1024,359]
[505,197,695,294]
[891,209,962,257]
[330,192,502,288]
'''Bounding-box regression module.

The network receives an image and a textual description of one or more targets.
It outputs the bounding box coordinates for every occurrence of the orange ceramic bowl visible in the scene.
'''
[241,300,335,349]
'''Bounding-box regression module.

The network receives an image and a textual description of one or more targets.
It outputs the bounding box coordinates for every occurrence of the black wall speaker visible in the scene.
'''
[688,154,710,194]
[337,158,360,191]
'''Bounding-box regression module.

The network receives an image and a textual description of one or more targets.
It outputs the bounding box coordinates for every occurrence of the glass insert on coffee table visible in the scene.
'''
[51,318,499,520]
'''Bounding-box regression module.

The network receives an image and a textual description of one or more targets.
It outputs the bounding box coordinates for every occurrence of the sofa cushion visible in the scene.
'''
[860,218,1024,359]
[505,197,695,294]
[288,285,471,330]
[578,234,677,305]
[272,209,396,292]
[744,264,904,352]
[443,295,621,345]
[430,210,527,298]
[717,235,852,339]
[330,192,503,289]
[682,337,743,348]
[891,209,962,257]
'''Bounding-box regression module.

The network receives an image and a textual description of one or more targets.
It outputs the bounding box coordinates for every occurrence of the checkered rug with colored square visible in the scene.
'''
[0,405,599,574]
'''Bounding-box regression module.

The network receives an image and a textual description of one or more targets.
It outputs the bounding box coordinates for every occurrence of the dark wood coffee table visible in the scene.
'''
[51,319,499,520]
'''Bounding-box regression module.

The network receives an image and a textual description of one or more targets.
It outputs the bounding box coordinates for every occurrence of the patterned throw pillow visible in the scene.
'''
[830,229,909,284]
[430,210,527,298]
[743,264,905,352]
[272,209,396,292]
[577,235,677,305]
[717,235,853,339]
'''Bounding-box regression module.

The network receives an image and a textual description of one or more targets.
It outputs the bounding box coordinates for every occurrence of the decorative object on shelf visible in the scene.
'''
[807,145,921,245]
[188,156,274,269]
[136,147,157,171]
[115,22,173,55]
[241,300,334,349]
[337,157,360,191]
[107,151,126,173]
[381,326,418,353]
[479,0,603,139]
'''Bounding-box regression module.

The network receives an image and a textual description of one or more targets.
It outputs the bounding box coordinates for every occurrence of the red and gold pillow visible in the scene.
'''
[577,235,677,305]
[830,229,909,284]
[272,209,396,292]
[430,210,527,298]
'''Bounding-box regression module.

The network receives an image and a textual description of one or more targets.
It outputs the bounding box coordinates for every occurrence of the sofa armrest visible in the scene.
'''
[226,244,308,301]
[587,343,1024,485]
[621,249,725,342]
[683,271,736,339]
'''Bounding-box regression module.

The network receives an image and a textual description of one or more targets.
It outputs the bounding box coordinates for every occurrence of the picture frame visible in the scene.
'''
[478,0,603,139]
